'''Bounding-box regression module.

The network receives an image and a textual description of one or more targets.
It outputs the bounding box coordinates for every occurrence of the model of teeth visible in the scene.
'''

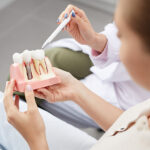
[12,53,28,80]
[31,50,47,75]
[22,50,32,80]
[13,53,23,64]
[11,49,60,92]
[12,49,54,81]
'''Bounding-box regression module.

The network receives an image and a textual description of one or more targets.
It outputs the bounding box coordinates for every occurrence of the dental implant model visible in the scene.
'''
[10,49,61,92]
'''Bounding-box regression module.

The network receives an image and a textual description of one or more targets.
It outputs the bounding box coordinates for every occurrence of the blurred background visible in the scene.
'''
[0,0,116,139]
[0,0,115,91]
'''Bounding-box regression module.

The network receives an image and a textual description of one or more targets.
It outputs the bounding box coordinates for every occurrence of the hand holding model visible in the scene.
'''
[3,80,49,150]
[34,67,82,103]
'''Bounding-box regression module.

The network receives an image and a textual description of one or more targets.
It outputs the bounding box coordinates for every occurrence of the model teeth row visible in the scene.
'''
[13,49,45,64]
[12,49,48,80]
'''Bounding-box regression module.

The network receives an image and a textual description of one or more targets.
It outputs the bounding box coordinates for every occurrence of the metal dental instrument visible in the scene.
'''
[42,10,74,49]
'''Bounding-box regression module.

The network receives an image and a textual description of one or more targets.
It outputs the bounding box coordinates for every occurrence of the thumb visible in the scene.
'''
[25,85,37,110]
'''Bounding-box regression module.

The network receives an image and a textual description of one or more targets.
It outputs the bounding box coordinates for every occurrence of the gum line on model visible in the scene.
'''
[10,49,61,92]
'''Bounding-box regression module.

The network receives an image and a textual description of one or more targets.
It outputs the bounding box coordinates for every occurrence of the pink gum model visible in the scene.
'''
[10,57,61,92]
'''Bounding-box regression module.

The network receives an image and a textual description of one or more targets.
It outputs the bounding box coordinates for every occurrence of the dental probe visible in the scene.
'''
[42,10,75,49]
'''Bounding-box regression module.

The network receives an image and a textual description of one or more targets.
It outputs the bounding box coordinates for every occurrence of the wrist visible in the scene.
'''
[90,32,107,53]
[72,81,88,104]
[28,134,49,150]
[69,77,84,102]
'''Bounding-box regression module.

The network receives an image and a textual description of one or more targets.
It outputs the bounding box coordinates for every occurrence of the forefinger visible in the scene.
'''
[58,5,84,23]
[4,80,15,109]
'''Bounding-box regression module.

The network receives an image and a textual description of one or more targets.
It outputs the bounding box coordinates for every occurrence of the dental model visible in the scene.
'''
[10,49,61,92]
[22,50,32,79]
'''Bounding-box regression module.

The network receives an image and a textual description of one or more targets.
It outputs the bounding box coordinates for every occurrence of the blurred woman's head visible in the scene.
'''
[115,0,150,90]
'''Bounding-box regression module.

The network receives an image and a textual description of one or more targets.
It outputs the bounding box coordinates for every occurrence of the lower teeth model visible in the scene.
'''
[10,49,60,92]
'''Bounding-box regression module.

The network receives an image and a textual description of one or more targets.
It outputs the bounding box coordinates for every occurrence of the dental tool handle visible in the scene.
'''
[42,10,74,49]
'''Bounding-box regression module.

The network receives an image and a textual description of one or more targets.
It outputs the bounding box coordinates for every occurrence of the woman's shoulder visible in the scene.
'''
[100,98,150,140]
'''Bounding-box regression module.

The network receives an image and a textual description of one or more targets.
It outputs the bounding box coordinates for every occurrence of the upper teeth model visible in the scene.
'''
[11,49,60,92]
[22,50,32,80]
[31,50,47,75]
[12,49,54,81]
[13,53,23,64]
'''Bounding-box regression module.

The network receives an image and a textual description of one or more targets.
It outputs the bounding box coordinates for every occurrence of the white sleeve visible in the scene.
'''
[90,23,132,82]
[89,22,121,68]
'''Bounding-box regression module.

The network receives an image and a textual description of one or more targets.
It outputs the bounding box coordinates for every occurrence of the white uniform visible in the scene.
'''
[39,23,150,128]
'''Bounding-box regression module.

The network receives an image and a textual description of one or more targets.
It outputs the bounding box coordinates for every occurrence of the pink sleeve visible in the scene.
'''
[91,44,108,59]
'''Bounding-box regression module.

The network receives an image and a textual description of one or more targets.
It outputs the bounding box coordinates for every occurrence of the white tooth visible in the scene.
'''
[45,57,53,74]
[33,59,40,74]
[31,50,43,60]
[31,50,36,59]
[39,50,45,60]
[22,50,31,63]
[13,53,23,64]
[31,50,46,74]
[12,53,28,80]
[30,63,39,79]
[41,59,47,73]
[22,65,28,81]
[39,51,47,74]
[26,64,32,80]
[39,50,47,73]
[22,50,32,80]
[31,50,40,74]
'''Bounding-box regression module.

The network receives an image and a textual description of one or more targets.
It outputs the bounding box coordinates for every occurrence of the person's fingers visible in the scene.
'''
[4,80,15,110]
[58,5,85,24]
[53,67,68,76]
[67,15,88,43]
[69,15,83,29]
[25,85,37,110]
[34,91,46,100]
[37,88,54,102]
[48,84,60,91]
[14,95,19,110]
[37,88,50,97]
[4,81,9,94]
[58,11,65,24]
[64,4,85,18]
[4,82,10,112]
[4,80,15,97]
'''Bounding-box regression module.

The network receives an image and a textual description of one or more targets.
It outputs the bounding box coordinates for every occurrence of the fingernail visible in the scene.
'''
[72,12,75,17]
[56,18,59,23]
[64,13,68,18]
[26,85,33,91]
